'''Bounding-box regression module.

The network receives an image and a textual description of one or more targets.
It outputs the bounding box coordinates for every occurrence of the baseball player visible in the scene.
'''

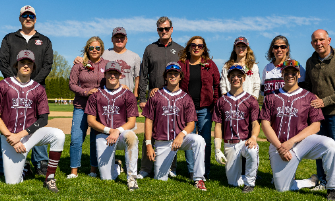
[0,50,65,192]
[213,65,260,193]
[85,61,139,191]
[142,62,207,190]
[259,60,335,199]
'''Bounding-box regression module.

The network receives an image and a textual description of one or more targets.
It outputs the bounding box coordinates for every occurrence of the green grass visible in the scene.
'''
[0,134,327,200]
[49,103,74,112]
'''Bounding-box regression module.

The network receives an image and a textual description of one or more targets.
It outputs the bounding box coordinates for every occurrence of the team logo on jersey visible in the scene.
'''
[276,106,298,117]
[225,110,245,121]
[115,60,131,79]
[170,49,176,54]
[162,105,180,116]
[11,98,33,109]
[35,40,43,45]
[102,105,120,117]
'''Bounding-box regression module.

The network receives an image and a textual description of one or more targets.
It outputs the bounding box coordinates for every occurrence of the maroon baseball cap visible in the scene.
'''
[165,62,181,73]
[282,60,300,71]
[234,36,249,46]
[105,61,122,74]
[17,50,35,62]
[112,27,127,37]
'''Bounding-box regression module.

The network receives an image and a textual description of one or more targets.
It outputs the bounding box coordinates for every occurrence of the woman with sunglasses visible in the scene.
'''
[220,36,260,98]
[68,36,109,178]
[178,36,220,179]
[261,35,305,96]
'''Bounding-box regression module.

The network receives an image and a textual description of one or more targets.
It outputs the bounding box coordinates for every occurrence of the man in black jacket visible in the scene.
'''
[0,5,52,176]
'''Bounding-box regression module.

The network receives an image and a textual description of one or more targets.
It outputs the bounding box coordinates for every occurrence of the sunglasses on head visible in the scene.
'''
[21,14,35,19]
[229,65,243,70]
[165,64,181,71]
[190,43,204,49]
[272,45,287,50]
[88,46,101,51]
[157,27,171,32]
[283,60,300,68]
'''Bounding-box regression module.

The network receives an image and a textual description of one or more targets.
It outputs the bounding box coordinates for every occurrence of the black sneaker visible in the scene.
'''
[328,189,335,200]
[22,161,33,180]
[43,178,59,193]
[36,160,48,176]
[242,185,254,193]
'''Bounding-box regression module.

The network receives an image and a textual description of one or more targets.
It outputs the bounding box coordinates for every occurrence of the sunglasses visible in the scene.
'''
[157,27,171,32]
[190,43,204,49]
[283,60,300,68]
[165,64,181,71]
[21,14,35,19]
[272,45,287,50]
[228,65,246,74]
[88,46,101,51]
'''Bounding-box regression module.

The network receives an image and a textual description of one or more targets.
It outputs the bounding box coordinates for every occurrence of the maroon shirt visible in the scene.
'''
[142,87,197,141]
[0,77,49,133]
[69,58,109,109]
[259,88,324,143]
[178,59,220,109]
[85,86,138,129]
[212,92,259,140]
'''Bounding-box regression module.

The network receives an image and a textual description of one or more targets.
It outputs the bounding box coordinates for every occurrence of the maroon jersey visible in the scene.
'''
[259,88,324,143]
[85,86,138,129]
[142,87,197,141]
[0,77,49,133]
[212,92,259,140]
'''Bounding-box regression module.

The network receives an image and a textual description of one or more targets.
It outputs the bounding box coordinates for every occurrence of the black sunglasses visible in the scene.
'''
[21,14,35,19]
[157,27,171,32]
[190,43,204,49]
[273,45,287,50]
[88,46,101,51]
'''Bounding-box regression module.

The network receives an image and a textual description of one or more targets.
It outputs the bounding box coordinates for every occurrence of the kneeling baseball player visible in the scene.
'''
[86,61,139,191]
[213,65,260,193]
[260,60,335,199]
[142,62,207,190]
[0,50,65,192]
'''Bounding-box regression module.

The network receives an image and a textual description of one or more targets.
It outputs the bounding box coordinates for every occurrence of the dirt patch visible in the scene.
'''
[49,111,73,117]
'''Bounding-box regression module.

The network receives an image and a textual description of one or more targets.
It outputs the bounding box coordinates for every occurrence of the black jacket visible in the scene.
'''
[0,30,53,86]
[139,40,183,102]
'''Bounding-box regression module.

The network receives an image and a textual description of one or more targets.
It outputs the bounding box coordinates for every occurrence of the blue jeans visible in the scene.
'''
[70,108,97,168]
[0,139,49,173]
[185,107,212,177]
[316,115,335,184]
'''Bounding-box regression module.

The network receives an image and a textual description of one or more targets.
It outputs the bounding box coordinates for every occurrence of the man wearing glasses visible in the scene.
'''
[0,5,53,177]
[138,16,184,179]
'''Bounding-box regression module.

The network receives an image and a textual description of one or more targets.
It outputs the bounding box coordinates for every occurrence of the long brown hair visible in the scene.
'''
[179,36,211,63]
[224,44,256,70]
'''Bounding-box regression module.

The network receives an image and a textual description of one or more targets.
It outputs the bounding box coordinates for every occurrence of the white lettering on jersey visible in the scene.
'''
[11,98,33,109]
[225,110,245,121]
[276,106,298,117]
[162,106,180,116]
[102,105,120,119]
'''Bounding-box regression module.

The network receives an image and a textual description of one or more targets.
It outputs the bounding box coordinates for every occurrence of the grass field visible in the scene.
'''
[0,134,328,200]
[49,103,74,112]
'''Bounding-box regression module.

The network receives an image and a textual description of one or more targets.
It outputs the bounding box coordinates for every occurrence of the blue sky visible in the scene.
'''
[1,0,334,77]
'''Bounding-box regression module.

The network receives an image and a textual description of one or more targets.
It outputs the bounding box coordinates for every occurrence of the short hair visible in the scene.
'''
[311,29,329,40]
[82,36,105,64]
[157,16,172,27]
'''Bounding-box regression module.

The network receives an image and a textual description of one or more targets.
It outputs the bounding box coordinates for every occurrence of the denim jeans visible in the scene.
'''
[316,115,335,184]
[0,139,49,173]
[185,107,212,177]
[70,108,97,168]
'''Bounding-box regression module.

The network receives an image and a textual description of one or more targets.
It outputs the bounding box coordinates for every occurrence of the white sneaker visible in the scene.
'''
[67,174,78,179]
[169,170,177,177]
[88,172,97,177]
[311,184,326,191]
[127,176,139,191]
[137,170,149,179]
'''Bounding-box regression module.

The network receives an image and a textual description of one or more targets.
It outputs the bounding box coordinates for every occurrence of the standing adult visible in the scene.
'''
[138,16,184,179]
[0,5,53,176]
[178,36,220,178]
[305,29,335,190]
[68,36,109,178]
[220,36,260,98]
[261,35,305,97]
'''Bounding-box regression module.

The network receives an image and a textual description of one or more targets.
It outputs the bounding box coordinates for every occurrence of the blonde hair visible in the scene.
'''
[82,36,105,64]
[225,45,256,70]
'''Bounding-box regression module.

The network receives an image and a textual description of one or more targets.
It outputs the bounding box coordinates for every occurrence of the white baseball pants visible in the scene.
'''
[269,134,335,192]
[1,127,65,184]
[154,134,205,181]
[224,140,259,187]
[96,130,138,180]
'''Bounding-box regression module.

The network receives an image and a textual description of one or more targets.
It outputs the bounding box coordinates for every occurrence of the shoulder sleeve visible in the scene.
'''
[259,95,272,121]
[126,91,139,118]
[308,93,325,123]
[85,92,98,116]
[212,98,223,123]
[37,86,50,115]
[32,37,53,84]
[139,47,150,102]
[251,64,261,98]
[184,95,197,123]
[298,64,306,82]
[249,95,260,122]
[220,65,229,95]
[0,34,15,78]
[134,54,141,78]
[141,95,156,120]
[304,59,312,92]
[69,64,89,97]
[211,60,220,105]
[0,81,7,115]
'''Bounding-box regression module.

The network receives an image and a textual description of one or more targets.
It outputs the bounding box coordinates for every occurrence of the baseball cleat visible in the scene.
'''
[127,177,139,191]
[194,180,207,191]
[242,185,254,193]
[115,159,124,173]
[309,174,319,186]
[311,184,326,191]
[44,178,59,193]
[66,174,78,179]
[137,170,149,179]
[328,189,335,200]
[88,172,97,178]
[168,170,177,178]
